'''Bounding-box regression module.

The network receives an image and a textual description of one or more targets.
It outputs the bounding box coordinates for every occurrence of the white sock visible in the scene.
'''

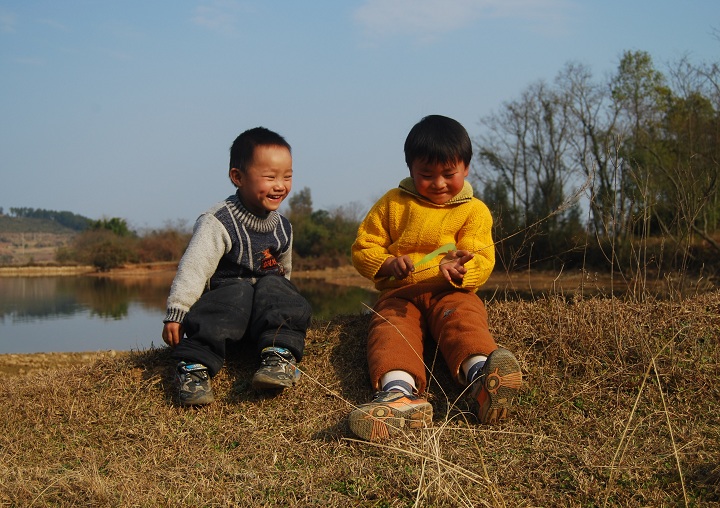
[462,355,487,384]
[380,370,416,395]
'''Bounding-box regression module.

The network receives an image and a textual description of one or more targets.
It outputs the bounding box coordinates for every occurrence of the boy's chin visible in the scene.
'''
[259,200,285,213]
[245,203,274,215]
[424,196,451,205]
[264,199,284,210]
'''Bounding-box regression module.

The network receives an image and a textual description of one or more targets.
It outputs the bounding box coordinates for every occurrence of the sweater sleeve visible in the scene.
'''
[453,199,495,291]
[351,193,394,282]
[279,227,293,280]
[163,213,231,323]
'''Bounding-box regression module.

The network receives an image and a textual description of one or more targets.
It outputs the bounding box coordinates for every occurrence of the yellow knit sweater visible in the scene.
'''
[352,178,495,292]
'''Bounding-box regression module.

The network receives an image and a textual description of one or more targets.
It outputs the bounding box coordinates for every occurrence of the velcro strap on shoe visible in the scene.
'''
[260,346,294,360]
[182,363,208,373]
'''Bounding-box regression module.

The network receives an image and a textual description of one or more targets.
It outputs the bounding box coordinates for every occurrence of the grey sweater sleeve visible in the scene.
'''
[279,228,294,279]
[163,213,231,323]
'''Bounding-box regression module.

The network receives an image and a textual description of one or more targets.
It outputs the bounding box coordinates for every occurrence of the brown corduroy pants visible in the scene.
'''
[367,283,498,394]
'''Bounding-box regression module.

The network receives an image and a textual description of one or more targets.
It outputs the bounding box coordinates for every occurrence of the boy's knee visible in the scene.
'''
[256,276,311,316]
[257,275,305,302]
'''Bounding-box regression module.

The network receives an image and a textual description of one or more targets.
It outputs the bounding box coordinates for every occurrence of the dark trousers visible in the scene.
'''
[172,276,311,377]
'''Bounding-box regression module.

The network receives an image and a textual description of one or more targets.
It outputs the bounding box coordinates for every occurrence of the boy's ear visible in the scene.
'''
[229,167,243,187]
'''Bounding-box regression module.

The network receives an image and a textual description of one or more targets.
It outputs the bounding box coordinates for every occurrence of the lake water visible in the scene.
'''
[0,274,377,354]
[3,270,697,355]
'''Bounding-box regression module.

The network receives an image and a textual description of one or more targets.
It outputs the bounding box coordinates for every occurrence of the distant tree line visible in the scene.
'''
[5,207,93,231]
[473,50,720,278]
[7,195,362,271]
[53,188,363,271]
[284,187,363,269]
[57,217,191,271]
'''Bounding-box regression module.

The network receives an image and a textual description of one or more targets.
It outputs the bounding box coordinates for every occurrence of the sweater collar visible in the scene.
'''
[398,177,474,205]
[228,192,281,233]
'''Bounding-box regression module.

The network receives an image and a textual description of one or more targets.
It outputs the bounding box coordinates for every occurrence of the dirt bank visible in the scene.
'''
[0,261,177,278]
[0,350,130,376]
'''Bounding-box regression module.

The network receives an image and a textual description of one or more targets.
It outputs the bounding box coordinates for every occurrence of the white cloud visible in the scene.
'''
[13,56,45,66]
[37,18,70,32]
[354,0,571,41]
[191,0,254,36]
[0,9,17,34]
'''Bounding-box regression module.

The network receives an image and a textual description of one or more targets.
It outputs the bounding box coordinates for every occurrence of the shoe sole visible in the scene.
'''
[178,392,215,406]
[476,348,522,424]
[251,372,300,391]
[348,400,433,441]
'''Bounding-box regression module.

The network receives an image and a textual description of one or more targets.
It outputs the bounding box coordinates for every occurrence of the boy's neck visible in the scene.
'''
[236,192,272,218]
[398,177,473,205]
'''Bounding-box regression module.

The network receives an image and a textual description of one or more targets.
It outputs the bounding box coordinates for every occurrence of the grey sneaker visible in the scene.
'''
[251,347,301,390]
[348,390,433,441]
[469,348,522,424]
[176,362,215,406]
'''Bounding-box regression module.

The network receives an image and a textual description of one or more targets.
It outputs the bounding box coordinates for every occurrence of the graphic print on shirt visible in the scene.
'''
[259,248,285,276]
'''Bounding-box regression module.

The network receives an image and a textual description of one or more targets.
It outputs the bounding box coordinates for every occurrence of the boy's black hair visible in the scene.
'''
[404,115,472,168]
[229,127,291,174]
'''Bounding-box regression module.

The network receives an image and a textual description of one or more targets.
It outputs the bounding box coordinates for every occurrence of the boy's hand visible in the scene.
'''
[439,250,474,284]
[378,255,415,280]
[162,321,183,347]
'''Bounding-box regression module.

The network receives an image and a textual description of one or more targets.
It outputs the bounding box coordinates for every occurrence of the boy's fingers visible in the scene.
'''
[400,257,414,273]
[458,252,474,265]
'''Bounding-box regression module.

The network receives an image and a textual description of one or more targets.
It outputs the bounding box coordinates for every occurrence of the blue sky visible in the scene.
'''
[1,0,718,230]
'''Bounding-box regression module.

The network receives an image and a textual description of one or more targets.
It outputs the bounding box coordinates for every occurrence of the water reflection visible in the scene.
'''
[3,270,702,354]
[0,275,170,322]
[0,274,377,354]
[0,275,174,354]
[294,278,377,320]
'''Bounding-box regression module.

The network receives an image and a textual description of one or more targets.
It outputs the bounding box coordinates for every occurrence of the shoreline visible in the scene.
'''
[0,350,130,376]
[0,261,177,278]
[0,265,95,276]
[2,263,714,375]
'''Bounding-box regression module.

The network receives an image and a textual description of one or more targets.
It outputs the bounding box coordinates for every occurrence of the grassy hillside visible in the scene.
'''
[0,216,76,265]
[0,215,77,234]
[1,293,719,506]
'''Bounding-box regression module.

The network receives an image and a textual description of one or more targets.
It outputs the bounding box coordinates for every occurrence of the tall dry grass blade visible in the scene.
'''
[342,437,498,504]
[652,356,689,507]
[603,326,688,507]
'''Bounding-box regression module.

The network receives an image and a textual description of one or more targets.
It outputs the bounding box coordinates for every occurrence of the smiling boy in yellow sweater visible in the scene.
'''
[349,115,522,441]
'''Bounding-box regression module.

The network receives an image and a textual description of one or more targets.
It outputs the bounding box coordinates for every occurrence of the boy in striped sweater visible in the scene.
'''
[349,115,522,440]
[162,127,311,406]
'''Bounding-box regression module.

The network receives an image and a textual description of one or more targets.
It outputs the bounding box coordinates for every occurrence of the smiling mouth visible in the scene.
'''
[429,192,450,202]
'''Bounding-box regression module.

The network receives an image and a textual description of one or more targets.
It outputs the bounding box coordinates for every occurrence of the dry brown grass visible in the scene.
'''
[2,292,719,507]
